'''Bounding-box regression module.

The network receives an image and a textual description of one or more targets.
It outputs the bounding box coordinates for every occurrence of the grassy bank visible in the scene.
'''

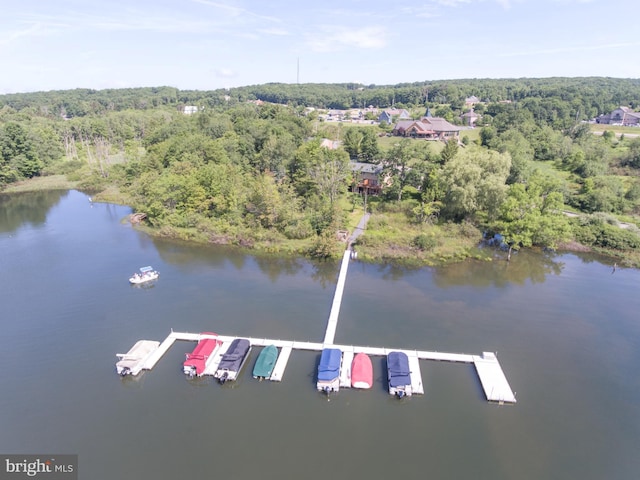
[352,201,491,266]
[1,175,78,193]
[5,175,638,268]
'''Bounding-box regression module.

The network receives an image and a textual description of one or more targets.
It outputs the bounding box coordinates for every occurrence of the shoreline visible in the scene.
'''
[3,179,637,268]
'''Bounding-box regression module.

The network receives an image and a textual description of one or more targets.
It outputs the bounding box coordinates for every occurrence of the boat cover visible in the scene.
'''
[253,345,278,377]
[218,339,251,370]
[184,333,220,375]
[317,348,342,381]
[387,351,411,388]
[351,352,373,388]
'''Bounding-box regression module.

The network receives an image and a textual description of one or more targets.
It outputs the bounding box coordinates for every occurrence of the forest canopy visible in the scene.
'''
[2,77,640,264]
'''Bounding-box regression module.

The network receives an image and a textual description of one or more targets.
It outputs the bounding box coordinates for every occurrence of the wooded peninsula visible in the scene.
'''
[2,78,640,266]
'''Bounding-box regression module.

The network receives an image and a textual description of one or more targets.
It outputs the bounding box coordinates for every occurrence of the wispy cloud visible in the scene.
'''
[215,68,236,78]
[13,10,223,35]
[430,0,472,6]
[0,22,51,47]
[400,5,440,18]
[191,0,282,23]
[258,27,289,36]
[306,25,388,53]
[498,41,640,58]
[423,0,513,8]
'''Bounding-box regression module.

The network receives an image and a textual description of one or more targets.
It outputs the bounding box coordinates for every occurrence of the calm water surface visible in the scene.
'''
[1,190,639,479]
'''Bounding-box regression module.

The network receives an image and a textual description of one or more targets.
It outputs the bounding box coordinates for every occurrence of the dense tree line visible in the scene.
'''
[2,78,640,261]
[3,77,640,122]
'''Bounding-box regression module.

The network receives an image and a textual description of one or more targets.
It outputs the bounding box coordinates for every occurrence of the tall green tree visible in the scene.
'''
[494,177,571,260]
[309,148,350,205]
[0,122,42,180]
[439,137,459,164]
[385,138,419,201]
[342,127,379,162]
[441,149,511,221]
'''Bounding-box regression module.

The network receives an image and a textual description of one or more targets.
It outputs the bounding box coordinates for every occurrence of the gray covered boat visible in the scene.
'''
[214,338,252,384]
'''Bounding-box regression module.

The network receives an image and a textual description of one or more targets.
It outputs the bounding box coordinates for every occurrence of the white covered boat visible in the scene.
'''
[129,266,159,284]
[116,340,160,376]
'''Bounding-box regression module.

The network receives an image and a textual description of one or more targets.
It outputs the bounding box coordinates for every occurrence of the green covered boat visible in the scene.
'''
[252,345,278,379]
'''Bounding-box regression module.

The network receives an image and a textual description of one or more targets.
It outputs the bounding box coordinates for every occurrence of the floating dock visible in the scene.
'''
[339,348,354,388]
[202,340,233,376]
[118,217,517,405]
[473,352,517,404]
[270,345,292,382]
[407,352,424,395]
[131,330,515,403]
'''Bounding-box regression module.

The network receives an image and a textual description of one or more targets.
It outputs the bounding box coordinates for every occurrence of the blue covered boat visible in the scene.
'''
[316,348,342,394]
[387,351,412,398]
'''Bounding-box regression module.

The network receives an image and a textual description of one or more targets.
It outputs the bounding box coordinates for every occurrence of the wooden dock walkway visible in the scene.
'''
[323,250,352,345]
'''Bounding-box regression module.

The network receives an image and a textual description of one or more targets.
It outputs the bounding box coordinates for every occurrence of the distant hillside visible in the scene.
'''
[1,77,639,119]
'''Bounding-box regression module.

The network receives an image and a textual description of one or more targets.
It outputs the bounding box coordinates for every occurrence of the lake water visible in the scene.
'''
[1,190,639,479]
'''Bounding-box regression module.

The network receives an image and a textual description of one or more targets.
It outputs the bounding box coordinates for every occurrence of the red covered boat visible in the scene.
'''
[351,352,373,389]
[183,332,222,377]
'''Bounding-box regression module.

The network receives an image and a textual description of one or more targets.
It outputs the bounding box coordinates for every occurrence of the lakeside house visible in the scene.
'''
[393,117,461,141]
[596,106,640,126]
[349,161,385,195]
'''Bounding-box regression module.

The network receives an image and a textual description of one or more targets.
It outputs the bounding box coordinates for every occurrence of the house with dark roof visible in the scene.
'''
[378,108,411,124]
[393,117,461,140]
[349,161,385,195]
[596,106,640,126]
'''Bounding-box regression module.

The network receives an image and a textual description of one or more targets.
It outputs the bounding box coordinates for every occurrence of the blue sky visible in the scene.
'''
[1,0,639,94]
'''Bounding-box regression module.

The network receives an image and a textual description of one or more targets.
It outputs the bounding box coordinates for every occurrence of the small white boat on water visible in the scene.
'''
[116,340,160,376]
[129,266,159,284]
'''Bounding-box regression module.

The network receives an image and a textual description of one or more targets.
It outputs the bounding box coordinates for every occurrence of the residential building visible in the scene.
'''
[460,109,480,127]
[596,106,640,126]
[392,117,461,140]
[182,105,199,115]
[378,108,411,124]
[320,138,341,150]
[465,96,480,106]
[349,161,384,195]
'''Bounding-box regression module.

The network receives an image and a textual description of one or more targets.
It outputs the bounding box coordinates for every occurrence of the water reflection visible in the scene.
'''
[0,190,68,234]
[309,259,343,288]
[153,238,230,271]
[433,249,564,288]
[253,255,304,282]
[152,233,340,287]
